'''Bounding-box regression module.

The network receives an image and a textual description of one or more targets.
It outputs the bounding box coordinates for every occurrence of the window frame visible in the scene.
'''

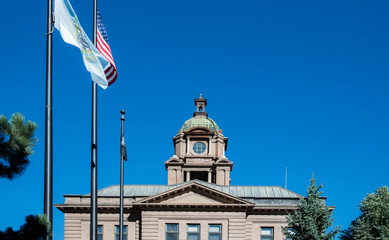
[260,227,274,240]
[187,224,200,240]
[97,225,103,240]
[166,223,179,240]
[114,225,128,240]
[208,224,222,240]
[192,142,207,154]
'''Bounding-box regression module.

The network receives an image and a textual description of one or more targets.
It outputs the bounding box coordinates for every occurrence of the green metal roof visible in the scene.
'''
[92,180,302,200]
[181,116,219,132]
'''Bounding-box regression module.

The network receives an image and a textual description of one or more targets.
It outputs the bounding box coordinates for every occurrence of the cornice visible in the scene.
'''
[54,204,134,213]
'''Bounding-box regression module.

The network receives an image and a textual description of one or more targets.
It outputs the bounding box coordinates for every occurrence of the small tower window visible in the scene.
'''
[193,142,206,154]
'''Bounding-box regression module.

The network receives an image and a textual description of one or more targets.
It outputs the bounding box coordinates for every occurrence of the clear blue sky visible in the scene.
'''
[1,0,388,239]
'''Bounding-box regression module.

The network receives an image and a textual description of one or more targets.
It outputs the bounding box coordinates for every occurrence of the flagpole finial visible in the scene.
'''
[121,110,125,121]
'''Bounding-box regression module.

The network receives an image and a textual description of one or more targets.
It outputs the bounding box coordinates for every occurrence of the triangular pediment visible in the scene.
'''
[159,191,227,204]
[133,182,254,208]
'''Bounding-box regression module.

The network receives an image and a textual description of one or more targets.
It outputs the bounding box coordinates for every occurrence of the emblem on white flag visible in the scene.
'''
[54,0,110,89]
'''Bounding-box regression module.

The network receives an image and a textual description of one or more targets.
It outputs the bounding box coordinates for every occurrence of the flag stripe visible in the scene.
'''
[96,9,118,85]
[105,66,114,74]
[108,74,117,85]
[107,71,117,82]
[105,66,114,77]
[105,66,117,85]
[97,31,114,63]
[97,38,113,58]
[97,34,115,66]
[97,44,114,66]
[97,32,115,64]
[96,29,112,52]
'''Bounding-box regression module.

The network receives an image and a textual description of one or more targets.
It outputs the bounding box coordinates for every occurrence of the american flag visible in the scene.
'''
[97,9,118,86]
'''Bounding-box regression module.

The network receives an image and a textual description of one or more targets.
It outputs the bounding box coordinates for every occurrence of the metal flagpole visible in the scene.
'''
[44,0,54,238]
[90,0,98,239]
[120,110,126,240]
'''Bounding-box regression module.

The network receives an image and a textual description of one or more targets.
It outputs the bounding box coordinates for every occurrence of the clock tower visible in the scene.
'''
[165,95,233,185]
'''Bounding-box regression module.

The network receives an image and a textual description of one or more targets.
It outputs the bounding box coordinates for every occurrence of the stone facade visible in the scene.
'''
[57,181,300,240]
[56,96,308,240]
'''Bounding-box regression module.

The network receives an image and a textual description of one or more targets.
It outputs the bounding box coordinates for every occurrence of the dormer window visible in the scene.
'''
[193,142,206,154]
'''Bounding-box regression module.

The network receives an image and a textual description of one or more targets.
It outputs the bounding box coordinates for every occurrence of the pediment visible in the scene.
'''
[157,191,227,204]
[216,158,231,164]
[133,182,253,208]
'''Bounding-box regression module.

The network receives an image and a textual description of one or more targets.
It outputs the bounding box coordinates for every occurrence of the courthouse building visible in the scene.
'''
[56,96,306,240]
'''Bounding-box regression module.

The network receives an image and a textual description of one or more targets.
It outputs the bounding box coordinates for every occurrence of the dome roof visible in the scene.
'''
[181,116,219,132]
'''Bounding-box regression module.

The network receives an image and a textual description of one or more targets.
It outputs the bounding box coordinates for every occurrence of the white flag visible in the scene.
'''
[54,0,110,89]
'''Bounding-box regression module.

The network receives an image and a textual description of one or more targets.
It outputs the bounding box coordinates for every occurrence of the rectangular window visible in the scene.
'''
[166,224,179,240]
[261,227,274,240]
[115,225,128,240]
[187,224,200,240]
[209,224,221,240]
[97,225,103,240]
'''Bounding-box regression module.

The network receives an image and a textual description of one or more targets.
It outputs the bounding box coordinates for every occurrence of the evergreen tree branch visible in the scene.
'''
[0,113,37,180]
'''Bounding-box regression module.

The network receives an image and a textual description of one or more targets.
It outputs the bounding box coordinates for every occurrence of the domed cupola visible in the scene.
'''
[165,95,233,186]
[181,94,220,132]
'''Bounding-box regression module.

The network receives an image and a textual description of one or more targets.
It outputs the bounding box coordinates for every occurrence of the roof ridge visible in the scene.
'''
[99,183,298,188]
[87,181,302,199]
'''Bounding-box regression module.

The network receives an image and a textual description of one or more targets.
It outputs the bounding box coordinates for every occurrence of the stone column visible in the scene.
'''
[216,169,225,185]
[186,137,190,154]
[186,171,190,182]
[208,136,212,155]
[177,169,183,184]
[225,170,230,185]
[208,171,212,183]
[167,169,174,185]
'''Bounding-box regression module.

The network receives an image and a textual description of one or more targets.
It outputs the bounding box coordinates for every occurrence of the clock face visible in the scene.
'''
[193,142,206,154]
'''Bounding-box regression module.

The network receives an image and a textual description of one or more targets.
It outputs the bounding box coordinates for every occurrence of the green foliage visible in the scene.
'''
[0,113,37,180]
[282,177,340,240]
[340,186,389,240]
[19,215,52,240]
[0,114,45,239]
[0,215,52,240]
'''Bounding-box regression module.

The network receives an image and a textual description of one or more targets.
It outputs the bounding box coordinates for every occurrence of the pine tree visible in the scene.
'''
[340,186,389,240]
[282,177,340,240]
[0,114,50,239]
[0,215,52,240]
[19,215,52,240]
[0,113,37,180]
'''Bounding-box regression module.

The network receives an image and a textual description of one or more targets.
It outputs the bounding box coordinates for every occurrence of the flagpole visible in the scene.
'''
[44,0,53,238]
[90,0,98,239]
[120,110,125,240]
